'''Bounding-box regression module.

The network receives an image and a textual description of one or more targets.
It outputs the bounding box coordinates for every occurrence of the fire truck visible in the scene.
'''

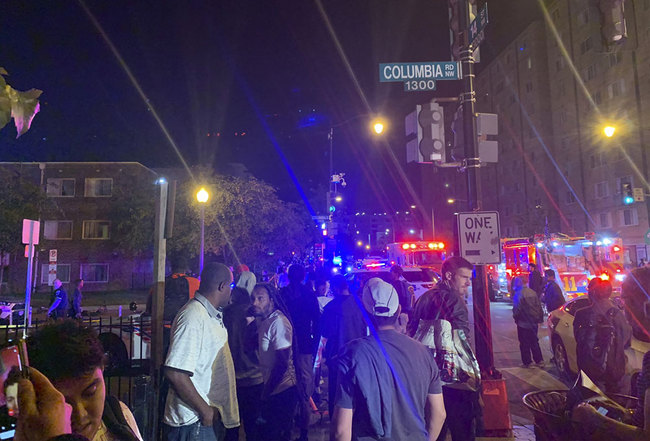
[385,241,447,272]
[500,233,625,299]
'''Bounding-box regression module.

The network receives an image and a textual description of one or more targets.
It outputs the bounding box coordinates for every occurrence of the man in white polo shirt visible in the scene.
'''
[163,262,239,441]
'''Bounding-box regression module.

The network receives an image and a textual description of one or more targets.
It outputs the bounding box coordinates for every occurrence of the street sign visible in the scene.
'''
[404,79,436,92]
[48,249,57,286]
[633,187,645,202]
[469,4,489,48]
[379,61,462,82]
[457,211,501,265]
[22,219,40,245]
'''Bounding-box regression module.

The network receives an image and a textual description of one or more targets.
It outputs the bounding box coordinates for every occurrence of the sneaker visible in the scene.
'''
[535,361,545,368]
[520,363,531,368]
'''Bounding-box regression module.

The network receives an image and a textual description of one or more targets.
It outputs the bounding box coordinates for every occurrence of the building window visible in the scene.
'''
[599,212,611,228]
[41,264,71,284]
[566,191,576,204]
[46,178,75,197]
[82,221,110,239]
[585,64,597,81]
[44,221,73,240]
[590,152,605,168]
[525,81,533,93]
[608,52,623,67]
[616,176,633,194]
[580,37,593,54]
[608,79,626,98]
[81,263,109,283]
[620,208,639,226]
[595,181,610,198]
[594,91,602,104]
[84,178,113,197]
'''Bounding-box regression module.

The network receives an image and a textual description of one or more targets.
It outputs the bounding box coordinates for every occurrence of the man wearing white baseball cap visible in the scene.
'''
[331,278,446,441]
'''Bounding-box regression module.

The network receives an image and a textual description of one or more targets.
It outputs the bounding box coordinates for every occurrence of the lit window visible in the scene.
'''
[85,178,112,197]
[82,221,110,239]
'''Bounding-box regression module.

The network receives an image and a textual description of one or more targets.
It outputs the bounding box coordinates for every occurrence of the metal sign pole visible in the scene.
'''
[23,223,35,339]
[458,0,494,372]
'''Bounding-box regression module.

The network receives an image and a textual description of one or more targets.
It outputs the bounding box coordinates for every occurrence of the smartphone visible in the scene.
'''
[0,340,28,418]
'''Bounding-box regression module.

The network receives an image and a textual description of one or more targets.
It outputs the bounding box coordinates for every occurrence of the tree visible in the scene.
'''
[0,68,42,138]
[110,169,319,272]
[0,168,47,292]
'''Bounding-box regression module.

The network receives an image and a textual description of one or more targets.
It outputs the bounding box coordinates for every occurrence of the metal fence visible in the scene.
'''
[0,315,155,439]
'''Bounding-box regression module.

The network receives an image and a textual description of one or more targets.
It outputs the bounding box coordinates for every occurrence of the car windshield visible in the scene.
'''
[403,270,437,283]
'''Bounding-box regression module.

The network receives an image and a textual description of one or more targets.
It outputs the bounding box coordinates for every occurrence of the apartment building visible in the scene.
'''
[543,0,650,263]
[475,20,560,238]
[475,1,650,263]
[0,162,157,293]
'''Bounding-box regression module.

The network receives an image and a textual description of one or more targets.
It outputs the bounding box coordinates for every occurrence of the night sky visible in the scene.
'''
[0,0,540,212]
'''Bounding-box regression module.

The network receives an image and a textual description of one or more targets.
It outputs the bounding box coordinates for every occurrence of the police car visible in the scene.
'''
[345,266,440,300]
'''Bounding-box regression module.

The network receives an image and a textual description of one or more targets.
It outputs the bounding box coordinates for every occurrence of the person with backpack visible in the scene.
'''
[573,278,632,393]
[511,276,545,367]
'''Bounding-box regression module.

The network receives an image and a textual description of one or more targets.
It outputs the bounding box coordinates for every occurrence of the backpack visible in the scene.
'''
[575,307,625,382]
[164,274,190,321]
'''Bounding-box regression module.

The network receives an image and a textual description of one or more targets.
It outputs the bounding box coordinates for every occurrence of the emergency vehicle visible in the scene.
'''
[501,233,625,299]
[385,241,447,272]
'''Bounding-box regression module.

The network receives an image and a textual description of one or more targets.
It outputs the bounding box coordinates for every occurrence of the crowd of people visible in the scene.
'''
[9,257,650,441]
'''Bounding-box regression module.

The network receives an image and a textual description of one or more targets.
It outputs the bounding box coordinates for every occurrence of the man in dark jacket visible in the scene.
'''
[542,269,566,312]
[279,264,320,441]
[528,263,544,298]
[408,256,479,441]
[512,276,544,367]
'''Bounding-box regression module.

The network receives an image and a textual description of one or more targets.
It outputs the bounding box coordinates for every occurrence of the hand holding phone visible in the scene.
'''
[14,368,72,441]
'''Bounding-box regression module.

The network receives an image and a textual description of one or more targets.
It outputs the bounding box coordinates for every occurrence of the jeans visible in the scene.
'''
[516,325,543,365]
[165,420,226,441]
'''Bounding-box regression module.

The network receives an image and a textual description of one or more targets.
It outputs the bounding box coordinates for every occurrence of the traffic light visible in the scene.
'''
[418,102,446,163]
[622,183,634,205]
[450,105,465,161]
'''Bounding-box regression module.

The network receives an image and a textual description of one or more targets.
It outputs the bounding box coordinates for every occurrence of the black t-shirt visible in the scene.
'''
[321,295,368,361]
[280,283,321,354]
[335,330,442,441]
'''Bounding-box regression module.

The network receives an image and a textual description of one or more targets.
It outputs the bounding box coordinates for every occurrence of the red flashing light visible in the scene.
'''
[402,244,410,250]
[410,244,416,249]
[438,242,444,249]
[599,273,610,281]
[390,261,395,265]
[612,245,621,252]
[428,243,435,249]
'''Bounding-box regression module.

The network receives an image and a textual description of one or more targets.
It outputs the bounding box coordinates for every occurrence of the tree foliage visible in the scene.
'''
[0,68,42,138]
[0,168,46,255]
[112,170,319,271]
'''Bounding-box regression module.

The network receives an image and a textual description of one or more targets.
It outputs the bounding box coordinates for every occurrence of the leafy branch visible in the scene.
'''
[0,68,42,138]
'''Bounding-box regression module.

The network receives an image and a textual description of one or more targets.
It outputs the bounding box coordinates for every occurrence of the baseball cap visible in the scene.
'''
[362,277,399,317]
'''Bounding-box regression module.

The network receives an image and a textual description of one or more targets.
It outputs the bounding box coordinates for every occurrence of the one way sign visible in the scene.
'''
[457,211,501,265]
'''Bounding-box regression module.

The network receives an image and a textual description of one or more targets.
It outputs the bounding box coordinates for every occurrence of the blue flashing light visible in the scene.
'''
[332,267,339,274]
[332,256,342,266]
[624,195,634,205]
[603,238,612,245]
[321,223,326,230]
[346,266,353,272]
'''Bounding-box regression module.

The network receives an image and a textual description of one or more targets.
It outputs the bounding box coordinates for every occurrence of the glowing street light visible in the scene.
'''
[373,121,385,134]
[603,125,616,138]
[335,195,343,202]
[357,240,363,247]
[447,198,456,204]
[196,187,210,276]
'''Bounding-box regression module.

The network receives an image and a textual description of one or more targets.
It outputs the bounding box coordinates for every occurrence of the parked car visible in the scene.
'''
[547,296,650,383]
[345,266,440,301]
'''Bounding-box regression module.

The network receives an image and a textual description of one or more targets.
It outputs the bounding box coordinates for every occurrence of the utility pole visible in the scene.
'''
[149,179,168,441]
[458,0,494,373]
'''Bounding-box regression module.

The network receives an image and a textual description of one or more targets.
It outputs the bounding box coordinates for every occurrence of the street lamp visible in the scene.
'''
[603,125,616,138]
[196,187,209,276]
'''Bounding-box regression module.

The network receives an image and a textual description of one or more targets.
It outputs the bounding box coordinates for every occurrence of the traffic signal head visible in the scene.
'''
[416,102,446,163]
[622,183,634,205]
